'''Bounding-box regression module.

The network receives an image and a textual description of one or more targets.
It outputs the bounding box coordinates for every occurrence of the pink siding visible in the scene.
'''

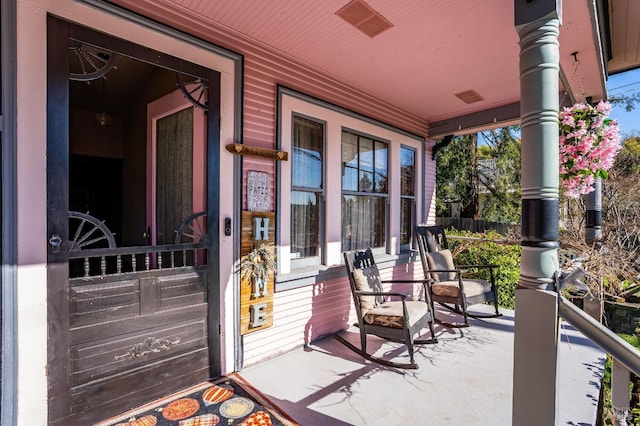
[424,146,438,225]
[109,0,435,366]
[110,1,429,140]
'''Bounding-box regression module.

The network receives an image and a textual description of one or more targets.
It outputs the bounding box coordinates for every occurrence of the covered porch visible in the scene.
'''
[3,0,640,424]
[241,304,605,425]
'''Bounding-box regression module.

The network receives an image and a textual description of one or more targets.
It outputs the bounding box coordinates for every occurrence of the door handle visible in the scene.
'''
[49,234,62,252]
[142,226,151,244]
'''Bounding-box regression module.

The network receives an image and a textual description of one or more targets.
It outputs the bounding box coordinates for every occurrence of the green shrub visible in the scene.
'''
[445,228,521,309]
[602,334,640,425]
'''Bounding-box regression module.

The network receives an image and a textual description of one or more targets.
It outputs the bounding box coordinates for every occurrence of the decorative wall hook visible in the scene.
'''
[225,143,288,161]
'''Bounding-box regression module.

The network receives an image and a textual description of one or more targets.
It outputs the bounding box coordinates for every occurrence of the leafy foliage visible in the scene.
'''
[609,92,640,113]
[614,136,640,175]
[444,228,521,309]
[477,128,522,223]
[434,127,521,223]
[601,333,640,425]
[434,134,477,218]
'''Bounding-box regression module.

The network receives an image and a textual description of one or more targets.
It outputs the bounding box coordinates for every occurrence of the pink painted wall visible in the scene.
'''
[78,0,438,367]
[108,1,432,211]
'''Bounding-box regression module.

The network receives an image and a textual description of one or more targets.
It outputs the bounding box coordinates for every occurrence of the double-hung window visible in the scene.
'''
[341,130,388,251]
[400,146,416,248]
[290,115,324,265]
[278,87,426,281]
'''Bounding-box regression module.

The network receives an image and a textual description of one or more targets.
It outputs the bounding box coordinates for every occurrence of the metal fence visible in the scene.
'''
[435,217,512,235]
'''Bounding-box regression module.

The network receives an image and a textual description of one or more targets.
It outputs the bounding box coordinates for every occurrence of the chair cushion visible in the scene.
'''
[363,300,429,329]
[432,279,491,298]
[431,280,461,297]
[426,249,456,282]
[352,266,381,313]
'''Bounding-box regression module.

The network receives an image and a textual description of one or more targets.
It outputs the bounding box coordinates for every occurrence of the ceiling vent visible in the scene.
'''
[336,0,393,38]
[454,90,485,104]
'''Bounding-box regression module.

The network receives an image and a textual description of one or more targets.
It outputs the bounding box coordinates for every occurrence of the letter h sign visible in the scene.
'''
[253,217,269,241]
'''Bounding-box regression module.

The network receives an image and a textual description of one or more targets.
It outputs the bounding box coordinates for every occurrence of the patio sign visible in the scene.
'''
[240,211,275,334]
[247,171,271,212]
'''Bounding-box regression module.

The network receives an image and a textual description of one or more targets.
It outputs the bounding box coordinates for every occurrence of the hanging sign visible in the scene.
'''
[247,171,271,212]
[240,211,276,335]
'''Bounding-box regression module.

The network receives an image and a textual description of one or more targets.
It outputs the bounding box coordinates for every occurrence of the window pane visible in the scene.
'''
[341,195,385,251]
[400,198,412,245]
[291,191,319,258]
[358,137,374,192]
[342,132,359,191]
[293,117,323,189]
[400,147,415,196]
[374,140,388,193]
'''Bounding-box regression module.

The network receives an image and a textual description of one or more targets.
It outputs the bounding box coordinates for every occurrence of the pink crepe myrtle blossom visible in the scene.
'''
[558,100,621,198]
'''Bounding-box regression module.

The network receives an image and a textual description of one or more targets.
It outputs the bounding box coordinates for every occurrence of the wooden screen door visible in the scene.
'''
[46,17,221,425]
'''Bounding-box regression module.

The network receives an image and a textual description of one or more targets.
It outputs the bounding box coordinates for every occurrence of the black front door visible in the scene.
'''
[46,17,221,425]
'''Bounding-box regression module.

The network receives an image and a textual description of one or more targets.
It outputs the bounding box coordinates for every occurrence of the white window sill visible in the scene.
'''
[274,251,419,292]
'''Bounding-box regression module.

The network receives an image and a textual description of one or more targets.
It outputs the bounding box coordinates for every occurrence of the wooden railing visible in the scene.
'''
[68,242,208,278]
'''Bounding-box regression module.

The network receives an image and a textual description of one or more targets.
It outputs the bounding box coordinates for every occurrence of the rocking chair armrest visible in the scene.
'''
[456,264,499,270]
[352,290,409,300]
[381,279,433,284]
[427,268,462,274]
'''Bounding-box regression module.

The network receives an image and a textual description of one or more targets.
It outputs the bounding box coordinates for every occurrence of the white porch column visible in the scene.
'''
[513,1,561,425]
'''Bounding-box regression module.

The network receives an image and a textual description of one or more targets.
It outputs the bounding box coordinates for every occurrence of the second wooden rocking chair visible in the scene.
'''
[416,225,501,327]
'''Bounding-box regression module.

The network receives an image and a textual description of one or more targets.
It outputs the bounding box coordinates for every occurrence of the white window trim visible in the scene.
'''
[289,113,326,269]
[399,144,417,252]
[277,87,424,277]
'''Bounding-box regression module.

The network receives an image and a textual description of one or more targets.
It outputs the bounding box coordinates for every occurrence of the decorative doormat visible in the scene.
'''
[96,373,299,426]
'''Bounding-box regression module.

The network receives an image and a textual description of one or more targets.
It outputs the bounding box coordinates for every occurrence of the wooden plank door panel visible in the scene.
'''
[47,17,222,424]
[71,319,208,385]
[69,348,210,424]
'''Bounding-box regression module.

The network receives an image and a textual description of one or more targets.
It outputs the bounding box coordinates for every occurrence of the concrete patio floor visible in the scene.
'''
[240,305,606,425]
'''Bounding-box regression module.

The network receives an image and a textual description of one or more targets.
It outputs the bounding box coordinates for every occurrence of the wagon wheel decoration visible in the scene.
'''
[176,73,208,111]
[175,211,208,244]
[69,42,117,82]
[68,211,116,251]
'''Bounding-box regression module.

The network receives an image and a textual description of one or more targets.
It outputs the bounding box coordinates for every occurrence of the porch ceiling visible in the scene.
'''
[107,0,639,138]
[608,0,640,74]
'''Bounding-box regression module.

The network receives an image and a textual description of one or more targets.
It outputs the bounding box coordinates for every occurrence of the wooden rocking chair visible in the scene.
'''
[416,225,501,327]
[335,249,437,369]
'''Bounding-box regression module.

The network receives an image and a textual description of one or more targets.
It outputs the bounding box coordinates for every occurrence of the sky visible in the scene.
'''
[606,67,640,138]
